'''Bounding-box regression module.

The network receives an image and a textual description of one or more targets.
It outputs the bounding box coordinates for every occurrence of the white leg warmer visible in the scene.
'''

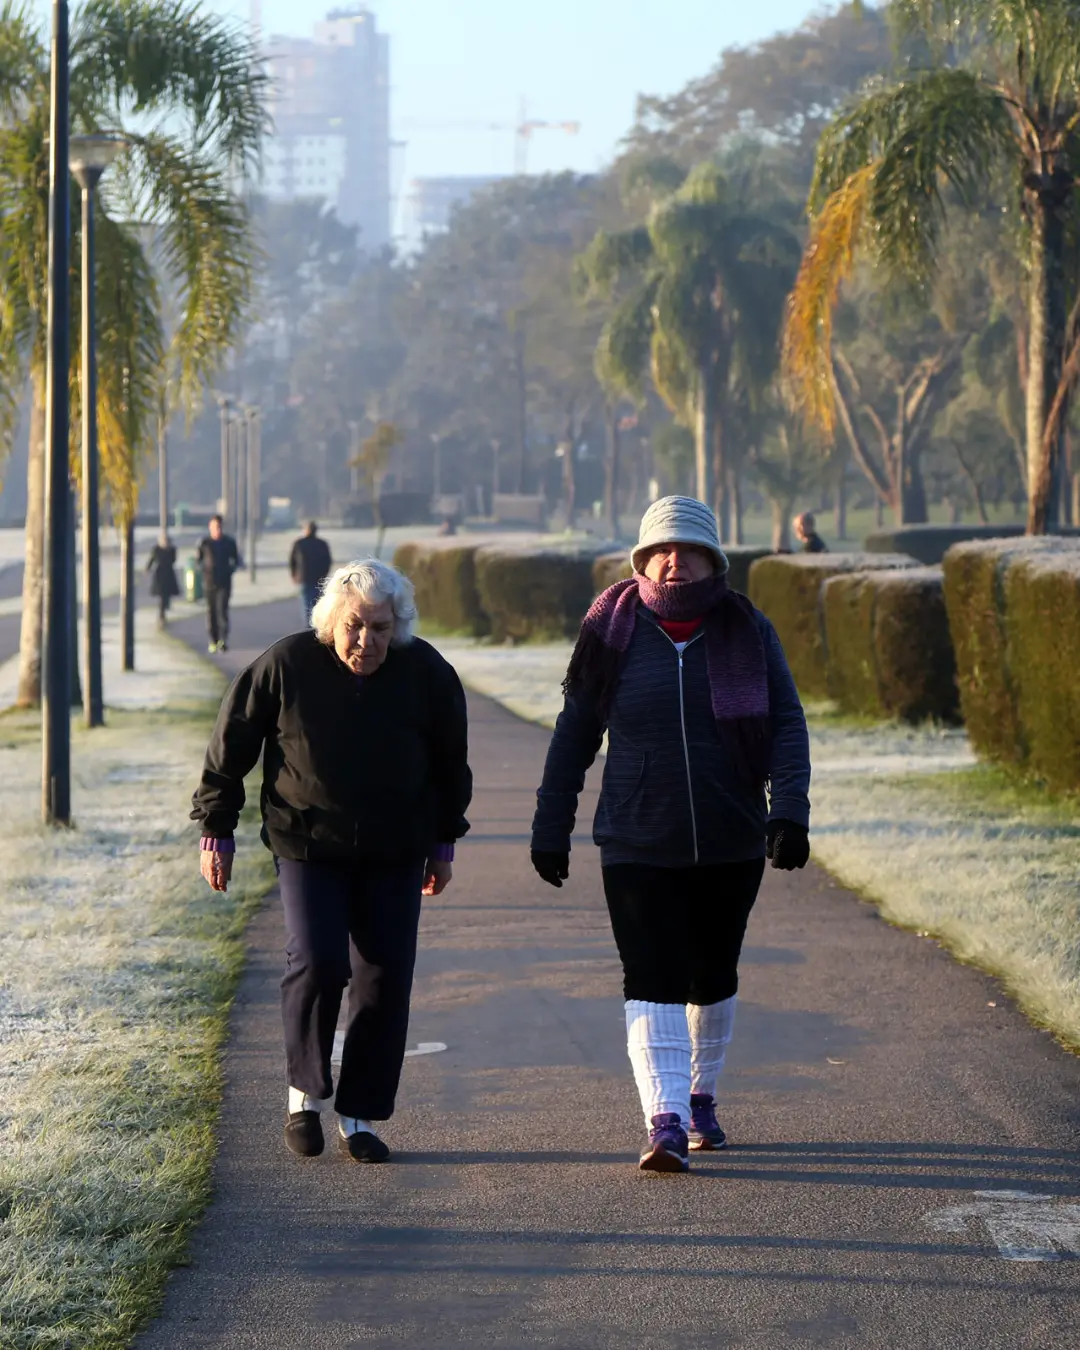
[288,1086,332,1114]
[688,995,737,1098]
[625,1000,691,1128]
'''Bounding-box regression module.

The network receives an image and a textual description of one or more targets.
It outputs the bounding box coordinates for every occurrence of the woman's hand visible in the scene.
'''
[423,859,452,896]
[200,849,234,892]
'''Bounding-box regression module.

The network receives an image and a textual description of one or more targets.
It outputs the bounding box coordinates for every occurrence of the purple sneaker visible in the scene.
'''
[688,1093,728,1151]
[639,1113,689,1172]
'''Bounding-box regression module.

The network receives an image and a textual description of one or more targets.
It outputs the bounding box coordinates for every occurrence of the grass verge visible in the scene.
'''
[0,702,276,1349]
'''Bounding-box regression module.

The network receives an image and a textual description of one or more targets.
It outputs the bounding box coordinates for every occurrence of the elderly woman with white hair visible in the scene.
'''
[191,559,472,1164]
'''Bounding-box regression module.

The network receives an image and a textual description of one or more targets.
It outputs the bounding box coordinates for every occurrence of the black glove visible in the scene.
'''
[531,849,570,888]
[766,819,810,871]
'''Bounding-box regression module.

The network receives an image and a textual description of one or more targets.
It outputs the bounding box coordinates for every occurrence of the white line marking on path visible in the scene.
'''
[924,1190,1080,1261]
[331,1032,447,1065]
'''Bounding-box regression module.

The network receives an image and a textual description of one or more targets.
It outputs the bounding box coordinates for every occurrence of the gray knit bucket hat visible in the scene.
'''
[631,495,729,576]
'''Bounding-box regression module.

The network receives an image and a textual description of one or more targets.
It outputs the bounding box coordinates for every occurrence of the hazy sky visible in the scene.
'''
[31,1,825,178]
[204,1,822,179]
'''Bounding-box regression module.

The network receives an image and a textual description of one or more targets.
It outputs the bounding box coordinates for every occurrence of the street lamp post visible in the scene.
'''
[218,395,232,519]
[157,408,169,534]
[246,406,260,582]
[70,132,126,729]
[41,0,71,823]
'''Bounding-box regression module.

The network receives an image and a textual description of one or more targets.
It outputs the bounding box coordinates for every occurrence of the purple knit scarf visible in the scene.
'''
[563,574,772,785]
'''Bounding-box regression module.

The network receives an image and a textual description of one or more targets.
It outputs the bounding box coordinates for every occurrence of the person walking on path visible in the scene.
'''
[191,559,472,1165]
[530,496,812,1173]
[289,520,333,626]
[146,532,180,629]
[196,514,241,652]
[793,511,828,553]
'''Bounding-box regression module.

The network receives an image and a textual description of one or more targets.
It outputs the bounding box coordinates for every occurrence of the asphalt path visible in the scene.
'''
[126,600,1080,1348]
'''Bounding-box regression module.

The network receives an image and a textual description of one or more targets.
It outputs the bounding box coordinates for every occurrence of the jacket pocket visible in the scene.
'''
[596,743,691,852]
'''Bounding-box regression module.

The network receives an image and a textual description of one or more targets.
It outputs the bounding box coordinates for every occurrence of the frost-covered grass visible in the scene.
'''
[428,635,1080,1048]
[0,632,274,1347]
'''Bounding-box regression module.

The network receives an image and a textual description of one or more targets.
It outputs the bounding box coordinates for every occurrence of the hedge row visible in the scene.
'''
[747,552,919,699]
[393,537,607,642]
[823,567,959,722]
[865,523,1080,565]
[942,537,1080,787]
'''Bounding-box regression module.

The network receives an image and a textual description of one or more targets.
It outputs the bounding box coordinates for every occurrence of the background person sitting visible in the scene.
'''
[793,511,828,553]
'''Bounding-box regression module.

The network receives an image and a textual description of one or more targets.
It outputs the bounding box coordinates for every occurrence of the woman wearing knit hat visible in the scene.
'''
[530,496,811,1172]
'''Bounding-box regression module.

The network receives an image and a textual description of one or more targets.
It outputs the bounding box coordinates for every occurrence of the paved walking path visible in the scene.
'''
[134,601,1080,1349]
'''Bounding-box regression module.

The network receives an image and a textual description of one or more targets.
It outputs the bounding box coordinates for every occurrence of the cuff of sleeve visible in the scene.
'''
[200,836,235,853]
[430,842,455,863]
[767,801,810,830]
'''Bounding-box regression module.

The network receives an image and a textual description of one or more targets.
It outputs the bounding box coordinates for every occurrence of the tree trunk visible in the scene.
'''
[770,495,793,551]
[727,464,743,544]
[17,374,47,707]
[899,451,929,524]
[694,365,716,509]
[833,448,848,539]
[121,517,135,671]
[1026,179,1069,533]
[602,401,622,538]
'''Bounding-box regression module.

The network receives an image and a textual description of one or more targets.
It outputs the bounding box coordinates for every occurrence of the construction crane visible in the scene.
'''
[397,100,582,177]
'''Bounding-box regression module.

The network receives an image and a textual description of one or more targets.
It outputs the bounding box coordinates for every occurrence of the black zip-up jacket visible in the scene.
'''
[532,608,810,867]
[191,630,472,863]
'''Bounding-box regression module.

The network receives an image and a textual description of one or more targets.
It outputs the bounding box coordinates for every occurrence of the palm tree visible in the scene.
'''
[577,160,797,535]
[0,0,265,703]
[783,0,1080,534]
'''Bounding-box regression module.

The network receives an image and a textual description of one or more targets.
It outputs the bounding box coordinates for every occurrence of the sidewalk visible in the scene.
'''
[132,600,1080,1350]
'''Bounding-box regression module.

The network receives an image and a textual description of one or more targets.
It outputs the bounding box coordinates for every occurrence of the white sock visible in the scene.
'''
[338,1114,378,1139]
[288,1086,331,1114]
[625,1000,691,1129]
[688,995,737,1099]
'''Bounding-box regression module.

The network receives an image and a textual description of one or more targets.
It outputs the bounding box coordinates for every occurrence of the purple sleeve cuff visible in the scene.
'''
[430,842,455,863]
[200,836,235,853]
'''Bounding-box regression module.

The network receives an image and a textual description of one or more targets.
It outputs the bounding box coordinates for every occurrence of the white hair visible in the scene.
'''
[310,559,417,646]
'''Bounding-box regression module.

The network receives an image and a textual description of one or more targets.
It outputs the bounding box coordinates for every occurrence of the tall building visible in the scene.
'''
[262,7,390,250]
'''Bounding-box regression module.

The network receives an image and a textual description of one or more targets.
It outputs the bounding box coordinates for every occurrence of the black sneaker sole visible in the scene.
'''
[639,1145,689,1173]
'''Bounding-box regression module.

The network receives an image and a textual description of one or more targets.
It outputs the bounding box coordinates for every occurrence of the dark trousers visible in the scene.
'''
[300,581,320,627]
[277,856,425,1119]
[205,583,231,645]
[602,858,766,1005]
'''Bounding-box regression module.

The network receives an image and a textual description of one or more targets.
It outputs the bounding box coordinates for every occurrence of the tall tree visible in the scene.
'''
[578,161,797,533]
[0,0,264,702]
[783,0,1080,533]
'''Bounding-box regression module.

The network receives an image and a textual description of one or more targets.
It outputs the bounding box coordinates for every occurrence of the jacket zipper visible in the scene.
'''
[661,628,704,865]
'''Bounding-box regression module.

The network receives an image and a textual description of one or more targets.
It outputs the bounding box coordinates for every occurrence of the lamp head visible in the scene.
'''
[69,133,127,190]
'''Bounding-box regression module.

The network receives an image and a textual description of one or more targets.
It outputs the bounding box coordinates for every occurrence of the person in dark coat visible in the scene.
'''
[191,559,472,1165]
[793,511,828,553]
[531,496,811,1173]
[196,514,240,652]
[146,532,180,628]
[289,520,333,626]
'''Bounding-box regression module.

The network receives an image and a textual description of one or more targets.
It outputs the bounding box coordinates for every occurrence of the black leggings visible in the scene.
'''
[602,858,765,1005]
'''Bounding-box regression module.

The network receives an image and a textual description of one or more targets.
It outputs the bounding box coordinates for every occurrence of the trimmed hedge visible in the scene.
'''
[1005,551,1080,790]
[823,567,959,722]
[864,524,1080,565]
[941,536,1079,767]
[748,552,918,698]
[592,551,632,593]
[474,544,601,642]
[392,539,491,636]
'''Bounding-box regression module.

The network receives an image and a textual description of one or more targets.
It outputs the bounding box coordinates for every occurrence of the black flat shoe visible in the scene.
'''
[339,1129,389,1164]
[284,1110,324,1157]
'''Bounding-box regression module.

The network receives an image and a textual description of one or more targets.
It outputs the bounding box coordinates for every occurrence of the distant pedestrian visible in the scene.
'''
[289,520,333,626]
[531,496,811,1173]
[146,531,180,629]
[191,559,472,1165]
[793,511,828,553]
[196,514,240,652]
